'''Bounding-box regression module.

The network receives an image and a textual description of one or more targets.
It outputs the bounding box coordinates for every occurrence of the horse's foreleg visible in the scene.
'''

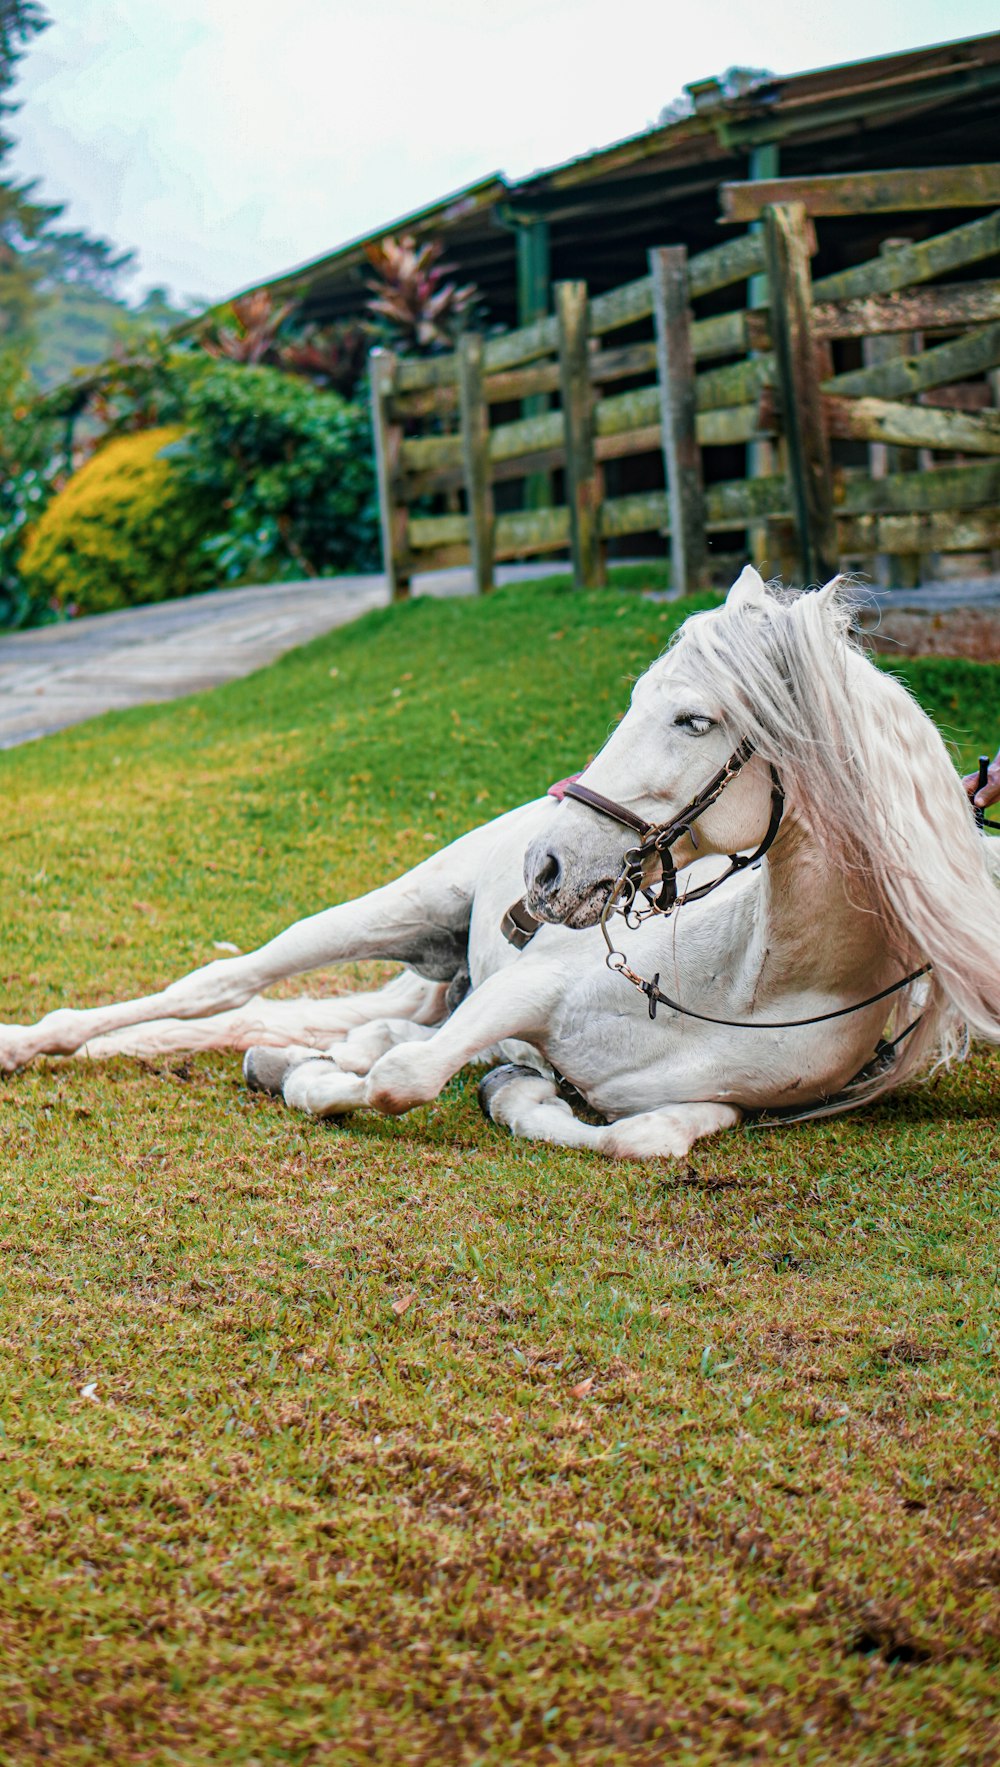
[245,1018,441,1113]
[0,818,508,1072]
[480,1066,741,1161]
[279,961,556,1119]
[75,974,448,1063]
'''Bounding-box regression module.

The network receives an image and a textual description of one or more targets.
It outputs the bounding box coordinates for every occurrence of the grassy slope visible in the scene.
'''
[0,573,997,1765]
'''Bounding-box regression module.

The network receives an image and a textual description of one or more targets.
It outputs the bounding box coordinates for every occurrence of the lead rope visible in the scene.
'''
[974,756,1000,832]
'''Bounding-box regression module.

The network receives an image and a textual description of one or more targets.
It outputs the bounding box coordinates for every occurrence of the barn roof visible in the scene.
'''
[241,29,1000,331]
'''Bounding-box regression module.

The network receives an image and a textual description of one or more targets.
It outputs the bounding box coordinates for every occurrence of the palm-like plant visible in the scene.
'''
[277,321,370,397]
[365,234,478,352]
[200,291,295,365]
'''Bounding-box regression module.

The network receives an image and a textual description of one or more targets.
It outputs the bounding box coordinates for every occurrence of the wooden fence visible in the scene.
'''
[370,164,1000,597]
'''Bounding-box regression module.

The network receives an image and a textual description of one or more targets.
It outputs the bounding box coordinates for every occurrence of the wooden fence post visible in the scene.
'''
[556,280,605,587]
[863,238,921,589]
[369,349,410,601]
[746,144,779,569]
[457,332,494,594]
[764,202,839,585]
[650,245,710,595]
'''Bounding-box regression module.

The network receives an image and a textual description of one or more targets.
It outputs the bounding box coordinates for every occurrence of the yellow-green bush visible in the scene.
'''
[20,426,217,616]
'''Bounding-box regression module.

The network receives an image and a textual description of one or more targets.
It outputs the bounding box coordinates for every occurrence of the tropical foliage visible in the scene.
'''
[365,232,479,351]
[198,291,370,400]
[0,9,487,626]
[13,351,381,620]
[200,289,295,367]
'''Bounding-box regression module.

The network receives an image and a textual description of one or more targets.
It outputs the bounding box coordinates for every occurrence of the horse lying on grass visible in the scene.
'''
[2,568,999,1161]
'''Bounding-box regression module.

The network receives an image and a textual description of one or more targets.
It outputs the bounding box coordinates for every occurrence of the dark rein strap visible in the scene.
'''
[501,737,932,1056]
[562,737,756,853]
[496,726,1000,1125]
[500,741,775,951]
[973,756,1000,832]
[610,953,931,1027]
[579,745,930,1035]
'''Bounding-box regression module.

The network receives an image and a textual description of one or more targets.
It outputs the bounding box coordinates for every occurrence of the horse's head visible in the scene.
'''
[523,566,784,927]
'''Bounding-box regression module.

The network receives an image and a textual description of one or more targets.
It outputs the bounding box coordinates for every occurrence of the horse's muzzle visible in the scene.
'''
[523,838,613,927]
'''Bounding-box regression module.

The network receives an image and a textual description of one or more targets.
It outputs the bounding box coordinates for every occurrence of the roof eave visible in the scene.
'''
[230,171,510,310]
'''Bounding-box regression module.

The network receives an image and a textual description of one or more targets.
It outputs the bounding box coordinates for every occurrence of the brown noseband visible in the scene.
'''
[500,739,784,950]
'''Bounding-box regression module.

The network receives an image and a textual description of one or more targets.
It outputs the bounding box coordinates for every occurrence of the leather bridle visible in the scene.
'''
[501,738,783,952]
[500,739,930,1048]
[563,737,785,925]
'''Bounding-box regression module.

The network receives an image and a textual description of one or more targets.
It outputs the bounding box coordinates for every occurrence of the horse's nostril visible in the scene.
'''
[534,851,561,894]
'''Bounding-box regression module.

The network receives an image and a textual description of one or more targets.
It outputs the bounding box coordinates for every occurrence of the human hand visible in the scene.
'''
[963,749,1000,810]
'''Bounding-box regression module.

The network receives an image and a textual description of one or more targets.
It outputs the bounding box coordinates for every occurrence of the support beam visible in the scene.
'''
[517,218,550,329]
[457,332,494,594]
[516,218,552,512]
[722,163,1000,223]
[556,280,605,587]
[650,246,709,595]
[765,203,838,586]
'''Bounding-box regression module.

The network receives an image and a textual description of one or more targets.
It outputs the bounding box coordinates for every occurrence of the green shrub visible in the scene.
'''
[19,425,217,615]
[172,363,380,582]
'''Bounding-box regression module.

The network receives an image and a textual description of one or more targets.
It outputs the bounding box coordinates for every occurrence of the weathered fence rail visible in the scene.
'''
[371,165,1000,597]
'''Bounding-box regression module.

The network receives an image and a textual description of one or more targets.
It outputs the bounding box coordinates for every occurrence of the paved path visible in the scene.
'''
[0,565,997,750]
[867,576,1000,613]
[0,566,554,750]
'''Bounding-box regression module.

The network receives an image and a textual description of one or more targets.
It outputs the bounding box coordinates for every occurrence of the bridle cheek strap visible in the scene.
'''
[499,740,783,952]
[561,740,784,916]
[659,762,785,912]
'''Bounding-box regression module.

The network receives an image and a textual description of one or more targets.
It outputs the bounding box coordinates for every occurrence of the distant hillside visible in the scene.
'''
[30,284,194,391]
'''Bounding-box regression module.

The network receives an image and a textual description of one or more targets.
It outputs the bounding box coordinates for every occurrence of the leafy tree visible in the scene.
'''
[0,1,47,149]
[30,276,191,392]
[36,226,134,293]
[0,348,63,625]
[0,3,52,346]
[0,4,146,365]
[134,285,191,329]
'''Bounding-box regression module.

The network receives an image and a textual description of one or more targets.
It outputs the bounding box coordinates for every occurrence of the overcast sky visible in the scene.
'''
[10,0,999,307]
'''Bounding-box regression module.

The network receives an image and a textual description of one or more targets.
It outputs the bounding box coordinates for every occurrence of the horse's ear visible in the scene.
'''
[814,573,848,605]
[726,564,768,609]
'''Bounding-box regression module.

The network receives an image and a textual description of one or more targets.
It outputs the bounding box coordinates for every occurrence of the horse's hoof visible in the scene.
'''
[243,1046,308,1096]
[477,1063,545,1121]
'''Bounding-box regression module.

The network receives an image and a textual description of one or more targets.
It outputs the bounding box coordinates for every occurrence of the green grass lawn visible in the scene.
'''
[0,571,998,1765]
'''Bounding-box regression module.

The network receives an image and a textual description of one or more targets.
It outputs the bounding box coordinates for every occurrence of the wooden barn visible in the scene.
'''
[253,31,1000,338]
[246,30,1000,595]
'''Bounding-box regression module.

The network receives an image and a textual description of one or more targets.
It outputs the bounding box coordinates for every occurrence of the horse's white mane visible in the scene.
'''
[670,573,1000,1104]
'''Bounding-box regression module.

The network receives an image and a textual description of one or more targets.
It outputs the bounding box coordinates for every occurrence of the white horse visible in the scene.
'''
[2,568,999,1161]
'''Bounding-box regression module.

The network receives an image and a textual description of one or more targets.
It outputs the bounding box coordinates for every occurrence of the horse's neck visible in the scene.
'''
[748,809,892,999]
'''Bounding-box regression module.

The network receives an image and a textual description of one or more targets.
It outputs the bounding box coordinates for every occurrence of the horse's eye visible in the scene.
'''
[674,713,715,735]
